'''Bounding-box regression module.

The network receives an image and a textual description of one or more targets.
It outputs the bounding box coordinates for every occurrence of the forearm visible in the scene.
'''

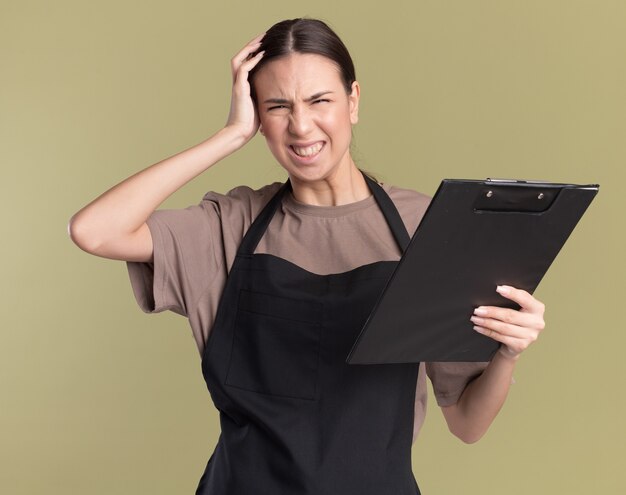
[442,348,518,443]
[68,126,246,250]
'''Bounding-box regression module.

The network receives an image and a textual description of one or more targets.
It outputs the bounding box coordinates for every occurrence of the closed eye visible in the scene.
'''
[267,99,329,111]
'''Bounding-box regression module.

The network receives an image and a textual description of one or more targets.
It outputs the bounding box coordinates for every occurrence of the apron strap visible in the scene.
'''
[238,171,411,256]
[362,173,411,253]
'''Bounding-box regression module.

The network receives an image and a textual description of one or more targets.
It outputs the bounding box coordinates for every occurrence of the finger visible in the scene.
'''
[473,326,531,356]
[246,32,266,45]
[233,51,265,87]
[239,33,266,54]
[238,49,265,67]
[232,47,264,84]
[232,33,265,67]
[496,285,546,314]
[470,316,540,340]
[473,305,543,329]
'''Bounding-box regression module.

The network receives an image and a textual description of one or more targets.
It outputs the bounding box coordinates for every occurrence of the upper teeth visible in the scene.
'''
[292,143,323,157]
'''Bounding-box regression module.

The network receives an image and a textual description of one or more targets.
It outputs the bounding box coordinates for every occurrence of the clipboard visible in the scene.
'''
[346,178,599,364]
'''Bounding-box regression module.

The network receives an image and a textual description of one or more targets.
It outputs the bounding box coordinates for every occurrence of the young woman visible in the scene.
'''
[69,18,546,495]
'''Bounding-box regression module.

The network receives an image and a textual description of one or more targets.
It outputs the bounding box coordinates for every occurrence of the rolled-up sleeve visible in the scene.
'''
[426,361,490,407]
[125,203,220,317]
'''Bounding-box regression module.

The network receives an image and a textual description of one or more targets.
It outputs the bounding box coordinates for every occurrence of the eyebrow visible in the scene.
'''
[263,91,334,104]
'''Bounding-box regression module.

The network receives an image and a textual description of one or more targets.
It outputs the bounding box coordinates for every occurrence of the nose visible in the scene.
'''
[288,105,314,136]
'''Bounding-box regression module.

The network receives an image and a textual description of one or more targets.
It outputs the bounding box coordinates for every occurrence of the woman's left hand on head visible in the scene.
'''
[470,285,546,361]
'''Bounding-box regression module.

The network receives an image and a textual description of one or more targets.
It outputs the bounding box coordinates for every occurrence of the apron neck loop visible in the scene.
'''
[237,171,411,257]
[361,172,411,253]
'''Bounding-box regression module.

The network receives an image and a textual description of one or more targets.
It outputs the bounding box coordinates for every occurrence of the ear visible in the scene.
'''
[348,81,360,125]
[259,124,264,135]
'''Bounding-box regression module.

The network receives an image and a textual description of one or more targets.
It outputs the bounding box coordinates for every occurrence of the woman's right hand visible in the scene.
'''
[69,34,268,263]
[225,33,265,144]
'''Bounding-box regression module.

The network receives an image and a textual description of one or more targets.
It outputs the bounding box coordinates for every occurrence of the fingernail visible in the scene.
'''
[474,307,487,316]
[497,285,510,295]
[473,326,484,333]
[470,315,483,324]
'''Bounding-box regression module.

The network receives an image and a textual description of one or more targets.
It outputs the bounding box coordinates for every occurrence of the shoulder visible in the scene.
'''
[379,182,432,236]
[197,182,284,239]
[200,182,284,217]
[382,182,431,207]
[149,182,284,231]
[203,182,283,201]
[202,181,284,205]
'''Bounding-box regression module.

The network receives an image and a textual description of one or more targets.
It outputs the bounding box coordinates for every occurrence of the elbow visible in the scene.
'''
[442,403,488,444]
[67,214,102,254]
[447,422,486,445]
[456,432,484,445]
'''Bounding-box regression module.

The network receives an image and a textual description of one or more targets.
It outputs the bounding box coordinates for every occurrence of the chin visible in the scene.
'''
[284,166,336,185]
[280,158,348,183]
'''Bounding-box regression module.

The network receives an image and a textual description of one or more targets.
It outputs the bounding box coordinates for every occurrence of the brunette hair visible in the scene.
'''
[248,18,356,103]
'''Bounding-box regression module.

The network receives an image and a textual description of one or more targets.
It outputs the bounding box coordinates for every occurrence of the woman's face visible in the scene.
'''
[254,53,360,185]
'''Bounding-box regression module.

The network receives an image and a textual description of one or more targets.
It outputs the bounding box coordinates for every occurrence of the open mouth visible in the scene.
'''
[290,142,325,158]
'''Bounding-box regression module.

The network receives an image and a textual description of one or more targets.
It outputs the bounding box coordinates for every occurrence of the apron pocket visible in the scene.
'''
[225,289,322,400]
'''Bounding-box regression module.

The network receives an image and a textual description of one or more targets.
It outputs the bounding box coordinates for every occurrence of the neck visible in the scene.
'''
[289,164,371,206]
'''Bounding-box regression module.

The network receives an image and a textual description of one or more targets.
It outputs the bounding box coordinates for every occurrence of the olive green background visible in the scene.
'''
[2,0,624,493]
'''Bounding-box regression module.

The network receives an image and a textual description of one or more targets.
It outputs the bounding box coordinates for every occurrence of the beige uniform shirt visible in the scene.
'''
[126,180,488,439]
